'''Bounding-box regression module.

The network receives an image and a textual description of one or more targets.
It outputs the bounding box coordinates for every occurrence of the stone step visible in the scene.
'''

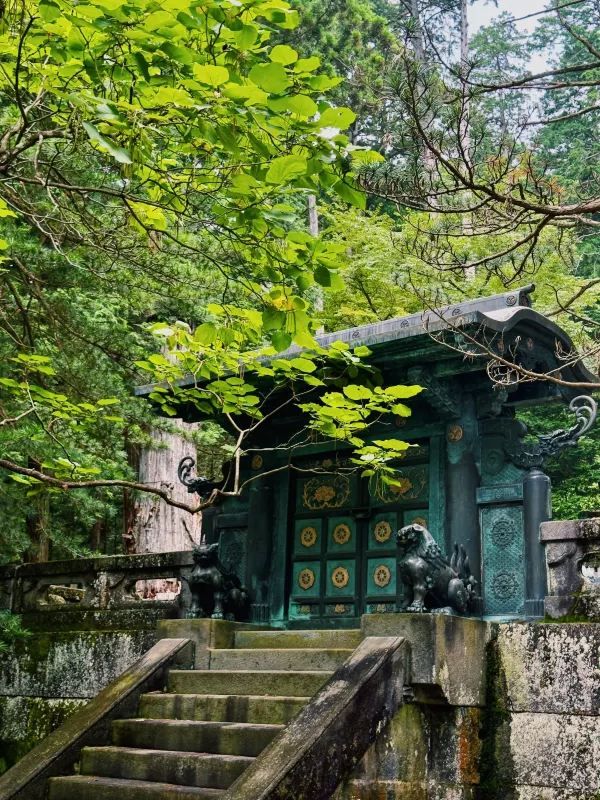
[48,775,224,800]
[234,629,362,650]
[209,648,352,672]
[139,693,309,725]
[112,718,282,757]
[167,670,331,697]
[80,746,252,789]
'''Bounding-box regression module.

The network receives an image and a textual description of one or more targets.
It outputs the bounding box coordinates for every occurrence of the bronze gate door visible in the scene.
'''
[287,444,431,626]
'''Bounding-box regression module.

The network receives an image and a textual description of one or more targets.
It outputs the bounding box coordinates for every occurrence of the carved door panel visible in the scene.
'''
[288,442,431,624]
[289,469,361,622]
[481,505,525,615]
[365,453,430,615]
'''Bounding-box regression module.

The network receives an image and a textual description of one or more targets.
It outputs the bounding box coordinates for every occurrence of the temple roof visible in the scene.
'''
[135,284,596,403]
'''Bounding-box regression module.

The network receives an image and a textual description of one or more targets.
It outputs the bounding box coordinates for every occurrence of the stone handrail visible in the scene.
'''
[221,636,409,800]
[0,551,195,616]
[0,637,193,800]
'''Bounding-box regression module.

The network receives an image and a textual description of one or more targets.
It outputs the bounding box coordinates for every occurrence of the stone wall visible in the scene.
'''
[0,624,157,773]
[335,619,600,800]
[0,551,194,774]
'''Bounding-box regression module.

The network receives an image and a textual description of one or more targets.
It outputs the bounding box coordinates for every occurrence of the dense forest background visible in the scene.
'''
[1,0,599,564]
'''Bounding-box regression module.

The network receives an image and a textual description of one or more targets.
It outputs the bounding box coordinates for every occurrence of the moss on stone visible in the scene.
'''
[478,634,517,799]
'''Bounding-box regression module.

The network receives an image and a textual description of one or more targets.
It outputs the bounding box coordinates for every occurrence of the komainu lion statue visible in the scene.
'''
[183,542,249,621]
[396,523,477,614]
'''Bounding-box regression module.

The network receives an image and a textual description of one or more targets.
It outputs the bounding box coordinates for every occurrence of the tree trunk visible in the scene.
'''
[127,419,201,554]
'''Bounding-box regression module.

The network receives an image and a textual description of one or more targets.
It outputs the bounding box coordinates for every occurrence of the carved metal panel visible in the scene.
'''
[288,440,432,623]
[295,473,357,512]
[481,505,525,615]
[369,513,398,550]
[294,519,322,556]
[366,557,397,598]
[292,561,321,600]
[325,559,356,598]
[328,516,357,553]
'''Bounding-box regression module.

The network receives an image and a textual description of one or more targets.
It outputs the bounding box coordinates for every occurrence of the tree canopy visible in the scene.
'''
[1,0,599,562]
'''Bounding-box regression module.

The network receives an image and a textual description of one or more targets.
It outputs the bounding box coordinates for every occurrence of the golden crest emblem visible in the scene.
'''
[373,520,392,543]
[331,566,350,589]
[300,526,318,548]
[298,568,315,591]
[333,604,346,614]
[303,475,350,510]
[373,564,392,588]
[251,454,263,470]
[332,523,352,546]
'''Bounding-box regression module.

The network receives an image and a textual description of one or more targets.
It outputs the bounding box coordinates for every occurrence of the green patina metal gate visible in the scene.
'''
[288,444,430,623]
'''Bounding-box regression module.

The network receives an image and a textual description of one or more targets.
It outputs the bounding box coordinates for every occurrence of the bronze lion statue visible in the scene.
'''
[396,523,477,614]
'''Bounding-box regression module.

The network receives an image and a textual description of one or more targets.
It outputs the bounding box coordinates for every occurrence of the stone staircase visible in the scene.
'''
[47,629,362,800]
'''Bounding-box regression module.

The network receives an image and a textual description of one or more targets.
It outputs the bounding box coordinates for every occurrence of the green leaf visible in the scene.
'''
[272,331,292,351]
[294,56,321,73]
[265,155,307,184]
[82,122,132,164]
[314,265,332,287]
[343,385,372,400]
[373,439,411,451]
[290,357,316,373]
[391,403,411,417]
[269,45,298,65]
[193,64,230,87]
[235,24,259,48]
[385,385,423,399]
[333,180,366,209]
[249,63,291,94]
[269,95,317,117]
[318,107,357,129]
[262,307,286,331]
[194,322,218,344]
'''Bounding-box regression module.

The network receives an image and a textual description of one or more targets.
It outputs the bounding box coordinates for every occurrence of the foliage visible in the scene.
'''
[0,611,31,654]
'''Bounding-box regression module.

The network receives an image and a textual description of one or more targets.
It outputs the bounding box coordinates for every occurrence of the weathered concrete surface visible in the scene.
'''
[0,638,193,800]
[505,713,600,790]
[496,623,600,714]
[222,637,409,800]
[139,692,309,725]
[541,517,600,620]
[513,789,600,800]
[334,703,481,800]
[0,630,156,698]
[157,619,269,668]
[361,613,491,706]
[0,697,86,773]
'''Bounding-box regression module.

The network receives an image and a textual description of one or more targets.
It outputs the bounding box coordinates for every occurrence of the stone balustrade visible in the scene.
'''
[0,551,195,618]
[541,516,600,619]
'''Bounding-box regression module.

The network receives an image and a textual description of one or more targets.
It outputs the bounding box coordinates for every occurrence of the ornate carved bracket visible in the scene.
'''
[178,456,222,497]
[407,367,462,420]
[506,395,597,470]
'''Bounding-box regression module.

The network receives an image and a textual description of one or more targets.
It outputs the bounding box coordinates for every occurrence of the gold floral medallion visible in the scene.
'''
[373,564,392,588]
[251,454,263,470]
[332,523,352,546]
[300,526,318,548]
[299,605,311,614]
[331,566,350,589]
[447,424,464,443]
[298,568,316,591]
[302,475,350,510]
[412,516,427,527]
[373,520,392,543]
[333,604,346,614]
